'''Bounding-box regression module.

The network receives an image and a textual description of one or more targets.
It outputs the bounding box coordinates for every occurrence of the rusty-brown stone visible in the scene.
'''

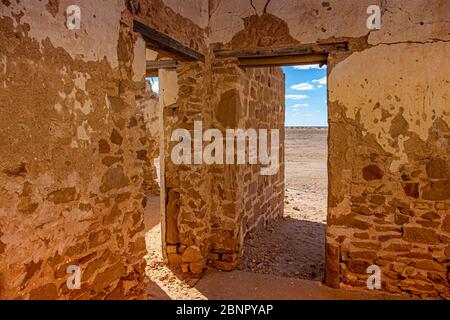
[110,129,123,146]
[324,243,340,288]
[100,166,130,193]
[348,260,371,274]
[181,246,204,263]
[403,227,440,244]
[47,187,77,204]
[403,183,419,198]
[99,139,111,154]
[216,89,240,128]
[443,215,450,233]
[166,190,180,245]
[426,158,450,179]
[362,165,383,181]
[422,180,450,200]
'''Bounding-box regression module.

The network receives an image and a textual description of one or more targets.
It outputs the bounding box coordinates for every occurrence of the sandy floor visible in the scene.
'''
[143,128,409,300]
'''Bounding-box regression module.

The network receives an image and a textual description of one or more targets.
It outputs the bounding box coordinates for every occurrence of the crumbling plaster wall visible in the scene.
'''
[0,0,208,299]
[206,0,450,298]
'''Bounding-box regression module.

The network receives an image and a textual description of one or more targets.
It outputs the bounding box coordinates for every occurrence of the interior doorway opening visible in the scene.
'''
[238,63,328,282]
[141,73,161,234]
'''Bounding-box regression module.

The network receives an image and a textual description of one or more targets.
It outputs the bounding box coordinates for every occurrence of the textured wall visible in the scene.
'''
[205,0,450,299]
[0,0,207,300]
[237,67,285,241]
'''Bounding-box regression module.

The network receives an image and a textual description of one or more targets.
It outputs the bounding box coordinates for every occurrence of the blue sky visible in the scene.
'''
[283,65,328,127]
[147,64,327,127]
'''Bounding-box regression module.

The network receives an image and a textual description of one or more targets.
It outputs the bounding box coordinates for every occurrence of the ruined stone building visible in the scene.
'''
[0,0,449,299]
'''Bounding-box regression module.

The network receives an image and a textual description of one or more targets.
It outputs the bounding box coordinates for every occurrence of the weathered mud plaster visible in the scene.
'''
[208,0,380,47]
[368,0,450,44]
[2,0,124,68]
[203,0,450,299]
[162,0,209,29]
[329,42,450,171]
[0,1,148,299]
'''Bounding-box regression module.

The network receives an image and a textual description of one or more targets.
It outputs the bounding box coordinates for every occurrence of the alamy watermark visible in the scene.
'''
[367,265,382,290]
[67,265,81,290]
[171,121,280,176]
[66,5,81,30]
[367,5,381,30]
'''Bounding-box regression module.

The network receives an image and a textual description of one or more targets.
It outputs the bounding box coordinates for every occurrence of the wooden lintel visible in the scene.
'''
[146,60,177,70]
[239,54,327,68]
[133,20,205,62]
[214,42,347,59]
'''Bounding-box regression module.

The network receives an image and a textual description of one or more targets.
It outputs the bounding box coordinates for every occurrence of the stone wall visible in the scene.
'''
[326,43,450,298]
[0,0,208,300]
[238,67,285,239]
[206,0,450,299]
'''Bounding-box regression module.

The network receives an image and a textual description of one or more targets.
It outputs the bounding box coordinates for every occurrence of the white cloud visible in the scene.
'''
[151,80,159,93]
[293,64,326,70]
[146,78,159,93]
[291,83,314,91]
[291,103,309,110]
[317,85,324,88]
[305,113,313,117]
[312,76,327,85]
[286,94,308,100]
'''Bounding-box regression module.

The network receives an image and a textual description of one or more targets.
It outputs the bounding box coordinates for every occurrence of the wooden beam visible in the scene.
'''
[146,60,177,70]
[238,53,326,68]
[133,20,205,62]
[214,42,347,59]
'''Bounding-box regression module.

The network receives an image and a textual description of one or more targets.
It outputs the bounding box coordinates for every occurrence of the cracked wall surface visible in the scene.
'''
[0,0,207,300]
[205,0,450,299]
[0,0,449,299]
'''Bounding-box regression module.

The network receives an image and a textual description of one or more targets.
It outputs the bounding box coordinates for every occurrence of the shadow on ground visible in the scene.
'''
[238,217,326,281]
